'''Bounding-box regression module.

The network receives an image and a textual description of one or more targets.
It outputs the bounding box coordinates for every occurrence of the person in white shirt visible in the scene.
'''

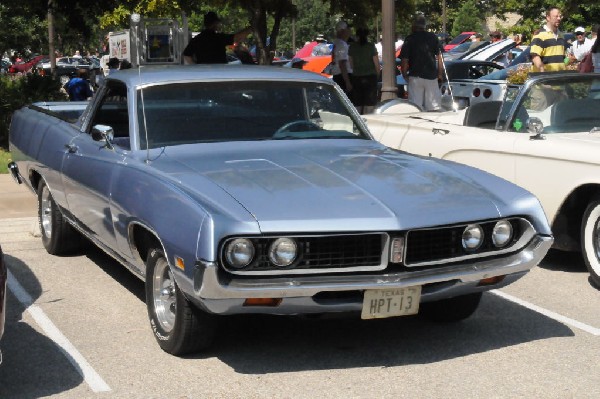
[331,21,353,94]
[568,26,593,62]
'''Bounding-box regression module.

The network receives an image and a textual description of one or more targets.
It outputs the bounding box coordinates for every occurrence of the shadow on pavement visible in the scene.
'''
[0,254,83,399]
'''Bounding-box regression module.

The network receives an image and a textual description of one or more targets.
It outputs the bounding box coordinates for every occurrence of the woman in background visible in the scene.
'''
[348,27,380,114]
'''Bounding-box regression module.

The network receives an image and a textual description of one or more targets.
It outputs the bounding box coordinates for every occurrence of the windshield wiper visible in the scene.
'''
[590,127,600,134]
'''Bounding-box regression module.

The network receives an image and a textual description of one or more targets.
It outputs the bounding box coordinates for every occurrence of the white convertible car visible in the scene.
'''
[366,72,600,287]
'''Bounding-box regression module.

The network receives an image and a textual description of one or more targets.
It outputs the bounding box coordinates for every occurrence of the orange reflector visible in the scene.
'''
[478,275,506,286]
[243,298,282,307]
[174,256,185,270]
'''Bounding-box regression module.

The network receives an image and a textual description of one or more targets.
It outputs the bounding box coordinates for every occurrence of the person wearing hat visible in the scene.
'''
[567,26,593,62]
[530,6,566,72]
[183,11,252,64]
[330,20,353,94]
[468,33,485,51]
[399,14,443,111]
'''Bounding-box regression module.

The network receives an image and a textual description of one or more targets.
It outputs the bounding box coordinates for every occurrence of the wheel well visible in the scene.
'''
[552,184,600,251]
[131,224,162,264]
[29,170,42,193]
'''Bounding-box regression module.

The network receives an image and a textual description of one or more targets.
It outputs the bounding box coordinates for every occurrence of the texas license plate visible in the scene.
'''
[361,286,421,319]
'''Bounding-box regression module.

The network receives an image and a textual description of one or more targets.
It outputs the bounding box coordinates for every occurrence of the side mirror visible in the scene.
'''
[528,117,545,140]
[91,124,115,149]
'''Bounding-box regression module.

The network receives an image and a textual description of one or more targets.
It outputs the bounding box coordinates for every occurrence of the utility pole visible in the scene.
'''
[48,0,56,75]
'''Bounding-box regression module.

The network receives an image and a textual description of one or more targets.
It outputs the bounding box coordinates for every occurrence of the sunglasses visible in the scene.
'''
[576,32,585,36]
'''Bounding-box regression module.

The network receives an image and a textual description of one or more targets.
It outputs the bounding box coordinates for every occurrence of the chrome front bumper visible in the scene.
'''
[192,235,553,315]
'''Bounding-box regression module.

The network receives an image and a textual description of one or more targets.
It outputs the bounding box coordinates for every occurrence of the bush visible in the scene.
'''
[0,74,68,150]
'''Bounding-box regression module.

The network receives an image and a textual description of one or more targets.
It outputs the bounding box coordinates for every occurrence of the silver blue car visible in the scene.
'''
[8,65,553,355]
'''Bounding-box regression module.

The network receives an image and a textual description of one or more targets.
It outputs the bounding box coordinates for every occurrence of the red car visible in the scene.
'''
[444,32,476,52]
[8,55,46,74]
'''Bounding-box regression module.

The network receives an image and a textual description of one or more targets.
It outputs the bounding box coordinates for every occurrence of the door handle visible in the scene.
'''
[433,128,449,135]
[65,144,78,153]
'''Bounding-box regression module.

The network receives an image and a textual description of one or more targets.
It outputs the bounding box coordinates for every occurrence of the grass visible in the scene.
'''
[0,148,10,174]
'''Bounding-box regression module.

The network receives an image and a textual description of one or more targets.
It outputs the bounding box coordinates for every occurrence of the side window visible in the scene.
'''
[90,82,129,139]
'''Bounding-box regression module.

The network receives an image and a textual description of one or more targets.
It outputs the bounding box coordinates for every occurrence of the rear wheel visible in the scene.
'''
[145,247,217,355]
[581,199,600,288]
[419,292,482,322]
[38,179,83,255]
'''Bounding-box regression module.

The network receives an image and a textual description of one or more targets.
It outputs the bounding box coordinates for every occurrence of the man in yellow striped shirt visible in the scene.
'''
[530,7,567,72]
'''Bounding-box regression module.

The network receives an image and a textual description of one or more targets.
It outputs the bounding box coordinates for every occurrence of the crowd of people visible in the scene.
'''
[35,8,600,111]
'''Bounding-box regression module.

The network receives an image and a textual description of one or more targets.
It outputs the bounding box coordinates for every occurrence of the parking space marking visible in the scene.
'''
[7,269,111,393]
[492,290,600,336]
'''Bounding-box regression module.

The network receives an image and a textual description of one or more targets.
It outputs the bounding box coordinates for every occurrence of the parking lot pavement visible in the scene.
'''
[0,174,37,219]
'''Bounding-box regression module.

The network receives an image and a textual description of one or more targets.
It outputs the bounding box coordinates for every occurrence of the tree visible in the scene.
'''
[451,0,483,36]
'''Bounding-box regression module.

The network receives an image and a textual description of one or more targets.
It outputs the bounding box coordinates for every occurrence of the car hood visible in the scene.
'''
[153,140,529,233]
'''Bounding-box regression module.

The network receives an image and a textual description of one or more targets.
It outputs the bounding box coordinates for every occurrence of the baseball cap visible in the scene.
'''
[204,11,221,26]
[574,26,585,34]
[335,21,348,32]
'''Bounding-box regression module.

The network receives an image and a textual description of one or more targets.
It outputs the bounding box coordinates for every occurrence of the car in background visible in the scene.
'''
[36,56,102,86]
[444,31,476,52]
[443,40,490,61]
[442,46,531,108]
[0,243,6,364]
[368,72,600,288]
[7,55,46,74]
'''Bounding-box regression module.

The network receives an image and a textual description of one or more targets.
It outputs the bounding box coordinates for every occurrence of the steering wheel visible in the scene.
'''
[274,120,321,135]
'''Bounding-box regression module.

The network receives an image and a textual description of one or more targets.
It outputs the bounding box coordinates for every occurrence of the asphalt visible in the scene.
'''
[0,173,38,219]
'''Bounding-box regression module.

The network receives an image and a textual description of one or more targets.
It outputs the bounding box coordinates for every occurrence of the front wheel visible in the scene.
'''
[419,292,482,322]
[581,199,600,288]
[145,247,217,355]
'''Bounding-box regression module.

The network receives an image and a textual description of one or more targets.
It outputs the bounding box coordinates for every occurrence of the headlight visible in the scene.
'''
[268,238,298,267]
[225,238,255,268]
[462,224,483,251]
[492,220,513,247]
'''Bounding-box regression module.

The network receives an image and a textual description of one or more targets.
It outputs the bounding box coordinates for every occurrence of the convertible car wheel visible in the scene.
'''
[581,200,600,288]
[38,180,83,255]
[419,292,483,322]
[146,248,216,355]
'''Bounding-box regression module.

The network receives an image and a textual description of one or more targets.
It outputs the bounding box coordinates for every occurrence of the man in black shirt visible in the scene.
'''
[183,12,252,64]
[399,15,443,111]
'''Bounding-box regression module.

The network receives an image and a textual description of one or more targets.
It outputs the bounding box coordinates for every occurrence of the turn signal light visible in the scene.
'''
[478,275,506,286]
[243,298,282,307]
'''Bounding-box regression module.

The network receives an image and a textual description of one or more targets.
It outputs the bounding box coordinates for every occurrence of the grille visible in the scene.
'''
[222,233,384,273]
[404,219,521,265]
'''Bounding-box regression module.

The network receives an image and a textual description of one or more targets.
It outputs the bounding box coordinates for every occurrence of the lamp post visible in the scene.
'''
[130,13,141,67]
[380,0,397,101]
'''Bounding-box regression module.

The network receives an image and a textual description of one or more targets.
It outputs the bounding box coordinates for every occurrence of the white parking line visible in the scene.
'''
[7,269,111,393]
[492,290,600,336]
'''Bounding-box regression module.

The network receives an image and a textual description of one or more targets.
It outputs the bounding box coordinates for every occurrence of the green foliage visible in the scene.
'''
[0,148,10,174]
[451,0,483,36]
[0,74,67,150]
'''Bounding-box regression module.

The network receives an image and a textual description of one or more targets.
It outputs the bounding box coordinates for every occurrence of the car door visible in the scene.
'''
[61,82,130,250]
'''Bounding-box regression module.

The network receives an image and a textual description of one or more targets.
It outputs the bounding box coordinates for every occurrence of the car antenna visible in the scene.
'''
[137,64,151,163]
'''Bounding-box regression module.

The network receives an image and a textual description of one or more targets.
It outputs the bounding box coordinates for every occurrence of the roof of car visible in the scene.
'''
[107,65,332,87]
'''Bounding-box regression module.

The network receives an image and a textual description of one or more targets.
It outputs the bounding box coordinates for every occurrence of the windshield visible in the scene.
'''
[448,33,472,45]
[507,76,600,133]
[137,81,368,149]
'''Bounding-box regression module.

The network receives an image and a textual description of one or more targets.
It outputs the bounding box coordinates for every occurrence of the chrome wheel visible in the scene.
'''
[582,201,600,287]
[152,257,176,332]
[40,184,53,239]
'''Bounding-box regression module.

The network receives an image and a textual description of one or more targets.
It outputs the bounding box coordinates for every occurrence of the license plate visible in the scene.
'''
[361,286,421,319]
